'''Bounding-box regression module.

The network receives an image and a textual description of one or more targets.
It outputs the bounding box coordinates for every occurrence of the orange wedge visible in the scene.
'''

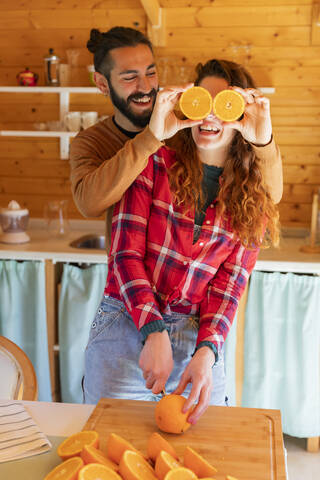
[57,431,99,460]
[184,446,218,477]
[78,463,122,480]
[164,467,197,480]
[147,432,179,462]
[179,86,213,120]
[81,444,118,471]
[119,450,158,480]
[44,456,84,480]
[107,432,144,464]
[226,476,239,480]
[155,450,181,480]
[155,394,193,434]
[212,89,245,122]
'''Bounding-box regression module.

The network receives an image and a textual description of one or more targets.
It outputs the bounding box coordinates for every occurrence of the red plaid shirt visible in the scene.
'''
[104,146,259,359]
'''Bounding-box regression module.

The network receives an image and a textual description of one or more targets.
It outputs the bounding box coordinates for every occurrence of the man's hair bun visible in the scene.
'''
[87,28,104,53]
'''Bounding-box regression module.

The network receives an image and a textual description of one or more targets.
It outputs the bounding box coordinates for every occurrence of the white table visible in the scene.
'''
[0,401,95,479]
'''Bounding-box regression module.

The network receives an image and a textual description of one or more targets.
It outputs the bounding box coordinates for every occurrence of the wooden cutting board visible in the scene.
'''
[84,398,286,480]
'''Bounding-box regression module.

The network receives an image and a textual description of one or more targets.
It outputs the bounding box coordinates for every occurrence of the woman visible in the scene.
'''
[83,59,280,424]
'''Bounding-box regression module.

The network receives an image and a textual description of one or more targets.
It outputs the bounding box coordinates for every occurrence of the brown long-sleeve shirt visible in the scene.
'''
[70,116,282,250]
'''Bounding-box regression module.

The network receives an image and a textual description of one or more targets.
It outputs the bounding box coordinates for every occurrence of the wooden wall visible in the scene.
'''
[1,0,319,226]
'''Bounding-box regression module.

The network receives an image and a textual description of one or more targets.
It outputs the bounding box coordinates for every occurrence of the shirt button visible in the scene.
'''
[92,322,97,329]
[183,261,188,265]
[206,220,210,224]
[199,242,204,246]
[210,204,214,208]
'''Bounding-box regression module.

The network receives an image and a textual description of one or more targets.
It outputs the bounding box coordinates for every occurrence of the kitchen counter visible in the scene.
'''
[0,221,320,273]
[0,220,107,264]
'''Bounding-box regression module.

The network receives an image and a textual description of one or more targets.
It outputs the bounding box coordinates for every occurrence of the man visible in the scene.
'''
[70,27,198,251]
[70,26,283,253]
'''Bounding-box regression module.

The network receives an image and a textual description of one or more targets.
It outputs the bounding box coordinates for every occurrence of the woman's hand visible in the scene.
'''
[172,346,215,424]
[225,87,272,146]
[139,330,174,394]
[149,84,202,141]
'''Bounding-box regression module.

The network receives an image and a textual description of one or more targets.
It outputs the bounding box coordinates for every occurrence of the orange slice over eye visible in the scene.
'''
[212,89,245,122]
[179,86,213,120]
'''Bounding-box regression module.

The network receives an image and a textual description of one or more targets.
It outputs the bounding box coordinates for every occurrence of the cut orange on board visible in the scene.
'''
[57,431,99,460]
[179,86,213,120]
[184,446,218,477]
[212,89,245,122]
[107,432,144,464]
[155,450,181,480]
[155,394,193,434]
[147,432,179,462]
[81,444,118,470]
[163,467,197,480]
[78,463,122,480]
[44,456,84,480]
[119,450,158,480]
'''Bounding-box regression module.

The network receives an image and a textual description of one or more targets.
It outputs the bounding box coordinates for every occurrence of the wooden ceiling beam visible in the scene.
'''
[139,0,166,47]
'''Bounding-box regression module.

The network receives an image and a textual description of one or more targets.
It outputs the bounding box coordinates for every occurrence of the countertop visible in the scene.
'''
[0,220,320,274]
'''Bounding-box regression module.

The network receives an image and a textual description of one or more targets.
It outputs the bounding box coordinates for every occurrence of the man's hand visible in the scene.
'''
[139,330,173,394]
[149,84,203,141]
[225,87,272,146]
[173,346,215,424]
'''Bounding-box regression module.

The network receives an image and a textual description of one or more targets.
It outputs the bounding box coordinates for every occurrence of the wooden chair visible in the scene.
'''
[0,336,38,401]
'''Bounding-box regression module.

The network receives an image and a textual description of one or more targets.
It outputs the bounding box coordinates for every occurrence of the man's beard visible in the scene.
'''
[108,81,157,129]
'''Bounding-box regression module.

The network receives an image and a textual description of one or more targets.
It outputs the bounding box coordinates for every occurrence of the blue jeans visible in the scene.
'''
[83,296,227,405]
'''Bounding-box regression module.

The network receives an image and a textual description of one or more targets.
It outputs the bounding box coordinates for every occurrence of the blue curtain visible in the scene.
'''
[0,260,52,401]
[242,271,320,437]
[58,263,107,403]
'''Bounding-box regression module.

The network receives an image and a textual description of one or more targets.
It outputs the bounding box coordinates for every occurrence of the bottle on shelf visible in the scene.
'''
[44,48,60,86]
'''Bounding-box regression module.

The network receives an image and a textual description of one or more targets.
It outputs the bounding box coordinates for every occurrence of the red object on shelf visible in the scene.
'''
[16,67,39,86]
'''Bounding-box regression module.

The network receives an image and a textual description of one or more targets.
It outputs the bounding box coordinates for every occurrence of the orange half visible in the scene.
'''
[81,444,118,471]
[164,467,197,480]
[179,86,213,120]
[57,431,99,460]
[147,432,179,462]
[155,450,181,480]
[107,432,145,464]
[44,457,84,480]
[78,463,122,480]
[184,446,218,477]
[213,89,245,122]
[119,450,157,480]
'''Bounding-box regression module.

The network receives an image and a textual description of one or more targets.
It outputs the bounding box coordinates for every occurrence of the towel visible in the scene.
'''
[0,401,52,463]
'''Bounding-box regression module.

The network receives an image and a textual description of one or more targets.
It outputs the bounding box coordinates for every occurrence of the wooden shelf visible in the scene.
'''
[0,86,101,159]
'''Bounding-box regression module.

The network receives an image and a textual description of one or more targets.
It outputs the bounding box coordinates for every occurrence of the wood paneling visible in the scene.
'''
[0,1,319,228]
[165,6,312,27]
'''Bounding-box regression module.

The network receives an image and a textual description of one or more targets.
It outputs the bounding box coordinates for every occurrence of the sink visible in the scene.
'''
[69,234,106,250]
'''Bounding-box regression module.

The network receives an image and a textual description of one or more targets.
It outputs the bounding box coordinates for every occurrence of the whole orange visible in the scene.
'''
[155,394,193,434]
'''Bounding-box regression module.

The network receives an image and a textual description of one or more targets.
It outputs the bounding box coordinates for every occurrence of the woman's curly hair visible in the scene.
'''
[169,59,280,248]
